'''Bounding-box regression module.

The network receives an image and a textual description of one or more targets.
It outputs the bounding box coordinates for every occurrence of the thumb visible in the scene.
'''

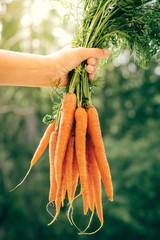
[60,47,111,72]
[69,47,111,68]
[76,47,111,61]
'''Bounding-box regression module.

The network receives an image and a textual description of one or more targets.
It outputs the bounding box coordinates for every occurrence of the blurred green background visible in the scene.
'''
[0,0,160,239]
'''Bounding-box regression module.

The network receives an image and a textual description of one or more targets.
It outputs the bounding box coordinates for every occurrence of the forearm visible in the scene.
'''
[0,50,55,87]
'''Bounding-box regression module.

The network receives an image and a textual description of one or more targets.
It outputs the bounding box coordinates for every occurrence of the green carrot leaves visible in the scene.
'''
[50,0,160,105]
[53,0,160,69]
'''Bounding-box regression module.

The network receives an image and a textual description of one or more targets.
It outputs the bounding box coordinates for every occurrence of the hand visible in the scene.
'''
[46,46,111,87]
[0,47,111,88]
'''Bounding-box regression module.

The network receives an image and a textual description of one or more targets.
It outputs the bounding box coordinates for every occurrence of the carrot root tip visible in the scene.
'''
[78,210,94,234]
[46,201,55,218]
[9,165,32,192]
[47,213,59,226]
[66,204,73,226]
[78,221,103,235]
[70,204,82,233]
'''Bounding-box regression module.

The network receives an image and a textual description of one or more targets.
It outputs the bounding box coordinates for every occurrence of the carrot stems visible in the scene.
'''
[68,65,81,94]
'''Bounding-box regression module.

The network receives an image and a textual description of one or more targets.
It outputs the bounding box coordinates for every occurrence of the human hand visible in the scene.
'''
[46,46,111,87]
[0,47,110,88]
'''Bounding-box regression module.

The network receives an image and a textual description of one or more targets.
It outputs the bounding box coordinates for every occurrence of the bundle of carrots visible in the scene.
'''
[11,0,159,234]
[46,93,113,231]
[11,92,113,234]
[10,92,113,232]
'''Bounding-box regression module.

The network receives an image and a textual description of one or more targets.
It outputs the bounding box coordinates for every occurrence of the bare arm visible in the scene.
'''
[0,50,52,87]
[0,47,111,88]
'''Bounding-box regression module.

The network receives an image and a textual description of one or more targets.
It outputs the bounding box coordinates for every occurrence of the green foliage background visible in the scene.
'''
[0,1,160,239]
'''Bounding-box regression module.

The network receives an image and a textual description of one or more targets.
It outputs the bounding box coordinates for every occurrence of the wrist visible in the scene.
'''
[43,55,58,88]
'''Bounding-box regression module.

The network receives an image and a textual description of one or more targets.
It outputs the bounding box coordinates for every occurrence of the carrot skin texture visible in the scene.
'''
[71,149,79,202]
[55,93,77,189]
[65,129,75,203]
[61,164,67,206]
[82,182,89,215]
[49,131,58,202]
[89,139,103,224]
[87,105,113,201]
[87,167,94,212]
[86,140,94,213]
[31,121,56,167]
[48,155,66,225]
[48,178,63,225]
[75,107,88,194]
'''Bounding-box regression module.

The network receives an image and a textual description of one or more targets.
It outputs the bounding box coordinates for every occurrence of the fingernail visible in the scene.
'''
[104,49,111,57]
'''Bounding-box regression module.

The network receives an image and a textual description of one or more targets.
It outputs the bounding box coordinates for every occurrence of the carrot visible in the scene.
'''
[10,121,56,192]
[87,168,94,212]
[75,107,87,194]
[86,139,94,213]
[61,159,67,207]
[71,149,79,202]
[65,128,75,203]
[31,121,56,166]
[78,164,94,234]
[88,137,103,224]
[67,148,79,225]
[48,177,63,226]
[75,138,95,235]
[48,153,66,226]
[71,143,96,235]
[87,105,113,201]
[82,182,89,215]
[62,174,67,207]
[61,128,74,206]
[49,131,58,202]
[81,139,93,215]
[55,93,76,190]
[78,137,103,235]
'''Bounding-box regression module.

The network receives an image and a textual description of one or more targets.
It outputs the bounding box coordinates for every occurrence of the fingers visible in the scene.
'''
[87,57,99,66]
[74,48,110,81]
[86,65,97,74]
[88,74,94,82]
[86,65,96,82]
[86,57,99,81]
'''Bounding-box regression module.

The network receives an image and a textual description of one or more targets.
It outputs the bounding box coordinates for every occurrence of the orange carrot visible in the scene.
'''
[61,128,74,206]
[87,168,94,212]
[55,93,76,190]
[75,107,87,194]
[78,141,103,235]
[67,149,79,225]
[48,153,66,226]
[10,121,56,192]
[65,128,75,203]
[31,121,56,167]
[49,131,58,202]
[87,105,113,201]
[82,183,89,215]
[71,149,79,202]
[88,137,103,224]
[86,138,94,213]
[48,178,63,226]
[62,175,67,206]
[61,158,67,207]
